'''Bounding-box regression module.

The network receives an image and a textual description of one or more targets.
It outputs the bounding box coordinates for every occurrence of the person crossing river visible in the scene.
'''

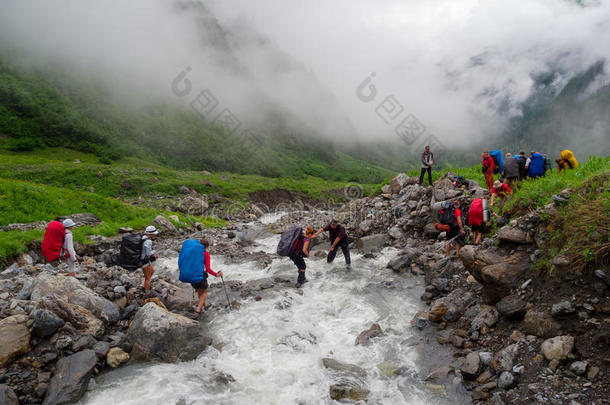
[312,219,351,269]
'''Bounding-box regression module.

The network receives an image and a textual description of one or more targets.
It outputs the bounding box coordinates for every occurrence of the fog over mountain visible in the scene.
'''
[0,0,608,155]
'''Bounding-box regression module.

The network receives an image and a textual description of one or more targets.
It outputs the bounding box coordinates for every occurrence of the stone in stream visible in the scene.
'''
[541,335,574,361]
[322,358,366,377]
[125,302,212,362]
[0,315,31,368]
[31,273,120,325]
[387,255,411,273]
[31,309,65,338]
[329,380,369,401]
[106,347,130,368]
[355,323,383,346]
[0,384,19,405]
[43,350,97,405]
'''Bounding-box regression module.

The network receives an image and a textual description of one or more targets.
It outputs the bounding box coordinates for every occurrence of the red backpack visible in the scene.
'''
[468,199,484,227]
[41,220,67,262]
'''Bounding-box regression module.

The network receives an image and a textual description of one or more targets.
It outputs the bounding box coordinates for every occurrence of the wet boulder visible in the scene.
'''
[355,323,383,346]
[106,347,130,368]
[43,350,97,405]
[329,380,369,401]
[356,234,389,256]
[387,255,411,273]
[125,302,212,362]
[322,358,366,377]
[0,315,31,368]
[31,273,120,325]
[428,288,473,323]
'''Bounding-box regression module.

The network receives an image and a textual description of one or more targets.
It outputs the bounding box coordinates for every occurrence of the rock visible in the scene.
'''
[56,213,101,228]
[0,315,31,367]
[358,220,373,233]
[329,381,369,401]
[587,366,599,380]
[387,256,411,273]
[497,226,532,244]
[0,264,21,280]
[428,288,472,323]
[428,302,448,323]
[494,344,519,372]
[594,269,610,286]
[125,302,212,362]
[177,195,208,215]
[16,279,34,300]
[551,301,576,318]
[471,305,499,331]
[322,358,366,377]
[552,254,570,271]
[355,323,383,346]
[381,185,391,194]
[498,371,515,389]
[73,335,97,352]
[459,352,481,378]
[106,347,130,368]
[496,295,527,319]
[152,215,177,233]
[423,223,440,238]
[425,365,453,383]
[377,362,402,377]
[113,286,127,298]
[541,335,574,361]
[31,273,120,325]
[390,173,409,194]
[32,309,65,338]
[43,350,97,405]
[569,361,587,375]
[523,310,560,338]
[0,384,18,405]
[479,352,493,366]
[39,297,105,338]
[388,226,403,239]
[92,341,110,357]
[356,234,388,255]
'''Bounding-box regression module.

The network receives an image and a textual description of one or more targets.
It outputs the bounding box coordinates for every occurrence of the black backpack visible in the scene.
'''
[277,225,303,256]
[119,234,144,270]
[438,203,457,226]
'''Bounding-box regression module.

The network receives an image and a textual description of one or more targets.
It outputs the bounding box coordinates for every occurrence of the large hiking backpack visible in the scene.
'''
[468,199,484,227]
[438,202,457,226]
[529,153,545,178]
[277,225,303,256]
[41,220,66,262]
[560,149,578,169]
[119,234,144,270]
[178,239,205,284]
[490,150,503,175]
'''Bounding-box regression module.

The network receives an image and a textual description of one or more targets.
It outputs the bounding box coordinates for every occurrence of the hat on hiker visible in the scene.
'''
[330,219,338,225]
[145,225,159,235]
[62,219,76,228]
[493,180,502,189]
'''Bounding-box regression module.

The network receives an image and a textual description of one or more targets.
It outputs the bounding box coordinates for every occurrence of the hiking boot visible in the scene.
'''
[346,264,352,270]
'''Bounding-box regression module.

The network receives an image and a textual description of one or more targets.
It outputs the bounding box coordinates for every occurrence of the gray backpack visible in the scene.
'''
[277,225,303,256]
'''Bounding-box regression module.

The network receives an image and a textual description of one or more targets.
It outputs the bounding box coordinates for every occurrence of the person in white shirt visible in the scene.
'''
[140,225,159,293]
[62,219,78,275]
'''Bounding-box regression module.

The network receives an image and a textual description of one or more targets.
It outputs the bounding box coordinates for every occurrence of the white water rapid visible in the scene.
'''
[80,230,466,405]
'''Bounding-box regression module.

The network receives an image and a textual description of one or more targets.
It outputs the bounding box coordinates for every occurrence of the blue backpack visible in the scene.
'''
[178,239,205,284]
[529,153,545,178]
[490,150,503,174]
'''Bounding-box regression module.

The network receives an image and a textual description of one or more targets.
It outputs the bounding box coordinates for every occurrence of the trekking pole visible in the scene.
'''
[220,275,232,311]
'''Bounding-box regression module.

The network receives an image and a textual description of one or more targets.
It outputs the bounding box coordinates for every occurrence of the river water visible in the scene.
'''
[81,230,466,405]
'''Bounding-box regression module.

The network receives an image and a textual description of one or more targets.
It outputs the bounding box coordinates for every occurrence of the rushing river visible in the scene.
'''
[81,230,467,405]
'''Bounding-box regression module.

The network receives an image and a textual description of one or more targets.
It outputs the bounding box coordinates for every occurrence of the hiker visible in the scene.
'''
[62,219,78,275]
[556,158,569,174]
[468,199,486,245]
[517,151,528,180]
[490,180,512,208]
[42,217,76,269]
[502,152,520,189]
[440,201,465,257]
[482,150,495,191]
[141,225,159,293]
[195,239,223,313]
[559,149,578,170]
[528,152,545,179]
[290,226,315,287]
[419,145,434,186]
[312,219,352,269]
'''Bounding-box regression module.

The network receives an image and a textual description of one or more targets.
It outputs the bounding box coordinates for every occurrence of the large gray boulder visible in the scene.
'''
[390,173,409,194]
[497,226,533,244]
[43,350,97,405]
[31,273,120,325]
[39,297,104,338]
[356,234,389,255]
[0,315,31,368]
[125,303,212,362]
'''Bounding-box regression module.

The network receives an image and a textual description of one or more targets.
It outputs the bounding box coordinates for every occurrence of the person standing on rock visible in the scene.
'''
[194,239,223,313]
[290,226,315,287]
[312,219,351,269]
[482,150,495,191]
[419,145,434,187]
[442,201,465,257]
[141,225,159,294]
[62,218,78,276]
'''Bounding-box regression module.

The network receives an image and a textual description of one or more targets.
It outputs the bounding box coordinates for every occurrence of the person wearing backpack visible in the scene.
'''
[418,145,434,187]
[290,226,315,287]
[141,226,159,293]
[187,239,224,313]
[517,151,528,180]
[62,219,78,275]
[312,219,351,269]
[468,199,486,245]
[502,153,520,189]
[438,201,465,257]
[490,180,512,209]
[482,150,495,191]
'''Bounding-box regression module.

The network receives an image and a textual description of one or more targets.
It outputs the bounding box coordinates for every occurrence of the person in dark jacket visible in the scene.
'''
[418,145,434,186]
[517,151,528,180]
[312,219,351,269]
[289,226,315,287]
[502,153,520,189]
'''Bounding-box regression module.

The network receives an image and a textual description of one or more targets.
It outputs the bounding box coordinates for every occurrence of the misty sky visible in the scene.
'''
[1,0,609,147]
